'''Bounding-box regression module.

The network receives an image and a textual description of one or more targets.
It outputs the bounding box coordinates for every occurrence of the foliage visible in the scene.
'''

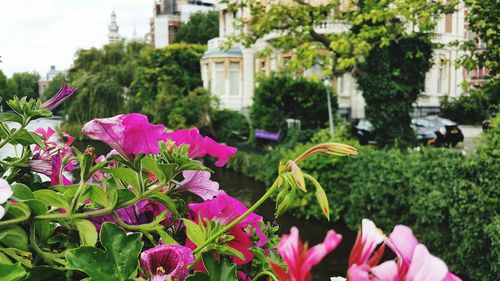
[175,11,219,45]
[251,74,337,132]
[357,35,434,147]
[459,0,500,75]
[228,127,500,279]
[210,109,250,145]
[64,41,150,125]
[227,0,454,148]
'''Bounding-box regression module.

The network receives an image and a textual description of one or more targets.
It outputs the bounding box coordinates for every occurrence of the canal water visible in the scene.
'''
[3,118,356,279]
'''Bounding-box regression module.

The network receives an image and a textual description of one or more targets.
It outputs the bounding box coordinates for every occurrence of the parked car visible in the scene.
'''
[352,117,464,147]
[411,116,464,147]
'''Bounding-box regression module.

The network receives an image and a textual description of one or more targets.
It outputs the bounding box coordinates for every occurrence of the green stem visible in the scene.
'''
[193,178,280,255]
[29,225,66,266]
[69,180,87,214]
[0,118,29,149]
[252,271,279,281]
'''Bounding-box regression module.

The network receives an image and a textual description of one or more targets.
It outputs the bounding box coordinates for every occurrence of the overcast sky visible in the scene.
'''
[0,0,152,77]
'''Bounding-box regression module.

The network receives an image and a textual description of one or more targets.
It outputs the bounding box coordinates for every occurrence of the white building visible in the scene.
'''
[38,66,66,98]
[108,11,121,44]
[149,0,218,48]
[201,2,469,118]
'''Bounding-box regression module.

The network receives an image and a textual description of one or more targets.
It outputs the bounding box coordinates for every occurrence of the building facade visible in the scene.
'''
[38,66,66,98]
[148,0,218,48]
[200,2,470,119]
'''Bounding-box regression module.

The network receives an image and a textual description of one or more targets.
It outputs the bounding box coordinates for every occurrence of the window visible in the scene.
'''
[213,62,225,96]
[437,58,448,94]
[229,62,240,96]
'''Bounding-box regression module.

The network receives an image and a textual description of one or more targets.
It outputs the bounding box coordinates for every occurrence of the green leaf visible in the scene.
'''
[141,156,164,182]
[83,185,108,207]
[106,168,141,193]
[1,203,31,225]
[147,192,179,216]
[0,112,22,123]
[158,163,178,181]
[185,271,210,281]
[116,189,135,207]
[33,190,71,211]
[0,263,27,281]
[156,229,178,245]
[66,222,143,281]
[214,244,245,261]
[202,255,238,281]
[22,266,67,281]
[11,183,34,201]
[74,219,98,246]
[0,226,29,251]
[182,219,205,247]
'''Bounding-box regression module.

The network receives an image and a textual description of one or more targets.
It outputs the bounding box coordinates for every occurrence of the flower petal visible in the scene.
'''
[175,170,219,201]
[387,224,419,264]
[0,179,13,204]
[406,244,448,281]
[122,113,167,155]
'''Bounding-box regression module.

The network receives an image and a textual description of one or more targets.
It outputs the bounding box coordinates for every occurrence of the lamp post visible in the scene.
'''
[324,78,335,137]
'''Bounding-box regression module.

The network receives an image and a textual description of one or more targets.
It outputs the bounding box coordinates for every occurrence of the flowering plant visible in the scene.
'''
[0,89,460,281]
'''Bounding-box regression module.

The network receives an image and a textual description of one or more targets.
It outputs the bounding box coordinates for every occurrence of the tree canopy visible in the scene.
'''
[251,73,337,132]
[228,0,454,147]
[459,0,500,75]
[174,11,219,44]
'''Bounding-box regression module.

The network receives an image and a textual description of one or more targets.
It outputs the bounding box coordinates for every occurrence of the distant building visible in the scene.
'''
[38,66,66,98]
[201,2,471,118]
[108,11,121,43]
[148,0,218,48]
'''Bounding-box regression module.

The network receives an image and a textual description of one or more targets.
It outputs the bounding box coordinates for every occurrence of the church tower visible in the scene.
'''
[108,10,120,43]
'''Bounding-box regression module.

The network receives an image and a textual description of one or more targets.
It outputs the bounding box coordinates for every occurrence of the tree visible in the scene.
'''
[251,73,337,132]
[357,35,433,147]
[459,0,500,75]
[10,72,40,100]
[0,70,11,110]
[174,11,219,44]
[64,41,151,124]
[129,43,206,113]
[228,0,454,147]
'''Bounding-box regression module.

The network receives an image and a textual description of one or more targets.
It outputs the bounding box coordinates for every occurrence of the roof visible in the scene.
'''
[202,47,242,59]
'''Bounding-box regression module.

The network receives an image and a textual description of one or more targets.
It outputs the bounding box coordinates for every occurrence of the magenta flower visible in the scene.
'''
[139,244,195,281]
[0,179,13,220]
[174,170,219,200]
[187,190,267,265]
[88,199,171,231]
[82,113,167,160]
[270,227,342,281]
[41,83,76,110]
[164,128,237,167]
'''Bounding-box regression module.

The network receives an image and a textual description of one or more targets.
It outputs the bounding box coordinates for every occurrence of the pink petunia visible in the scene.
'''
[174,170,219,201]
[40,83,76,111]
[186,191,267,266]
[82,114,167,160]
[164,127,237,167]
[139,245,194,281]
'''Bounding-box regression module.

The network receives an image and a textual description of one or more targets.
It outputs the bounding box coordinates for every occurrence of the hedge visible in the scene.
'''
[227,122,500,280]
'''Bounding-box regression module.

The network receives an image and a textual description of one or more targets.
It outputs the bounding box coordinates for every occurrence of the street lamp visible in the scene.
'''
[324,78,335,138]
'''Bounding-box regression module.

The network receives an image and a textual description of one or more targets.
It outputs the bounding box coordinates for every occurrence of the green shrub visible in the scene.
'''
[250,74,337,131]
[440,77,500,125]
[211,109,250,144]
[228,126,500,279]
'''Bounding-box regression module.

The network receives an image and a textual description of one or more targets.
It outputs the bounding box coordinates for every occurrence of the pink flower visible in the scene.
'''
[348,219,386,270]
[30,128,75,186]
[82,114,167,160]
[0,179,13,220]
[88,199,171,231]
[139,245,195,281]
[174,170,219,201]
[164,128,237,167]
[271,227,342,281]
[41,83,76,110]
[347,220,461,281]
[187,190,267,265]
